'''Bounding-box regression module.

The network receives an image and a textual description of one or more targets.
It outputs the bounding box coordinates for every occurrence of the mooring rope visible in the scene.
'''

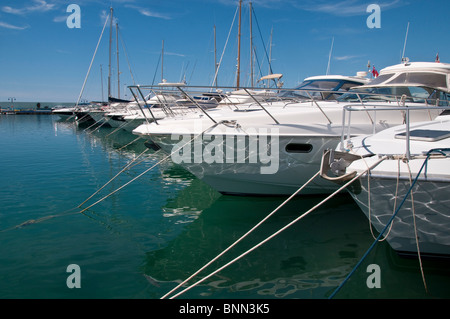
[86,117,111,134]
[164,157,386,299]
[78,147,150,208]
[328,149,449,299]
[105,113,140,138]
[161,171,322,299]
[78,121,226,214]
[405,158,428,293]
[116,136,142,151]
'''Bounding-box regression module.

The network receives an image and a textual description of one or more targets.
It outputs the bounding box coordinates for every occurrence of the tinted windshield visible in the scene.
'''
[338,86,449,105]
[280,79,364,100]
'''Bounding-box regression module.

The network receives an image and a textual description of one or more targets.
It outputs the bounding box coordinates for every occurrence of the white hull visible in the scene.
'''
[333,114,450,257]
[350,160,450,257]
[134,103,440,195]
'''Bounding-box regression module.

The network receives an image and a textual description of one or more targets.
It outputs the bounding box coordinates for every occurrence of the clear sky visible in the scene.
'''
[0,0,449,102]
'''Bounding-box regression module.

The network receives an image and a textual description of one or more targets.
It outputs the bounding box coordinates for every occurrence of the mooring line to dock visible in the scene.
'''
[86,118,111,135]
[163,157,386,299]
[327,151,441,299]
[0,208,81,233]
[117,136,142,151]
[160,171,322,299]
[83,118,102,132]
[78,147,150,208]
[105,114,139,137]
[77,122,225,214]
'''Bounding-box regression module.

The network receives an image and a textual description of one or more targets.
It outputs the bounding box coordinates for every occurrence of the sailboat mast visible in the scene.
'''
[116,22,120,99]
[161,40,164,82]
[214,25,218,87]
[249,1,253,87]
[402,22,410,61]
[326,37,334,75]
[236,0,242,89]
[268,27,273,76]
[108,7,113,100]
[100,64,104,102]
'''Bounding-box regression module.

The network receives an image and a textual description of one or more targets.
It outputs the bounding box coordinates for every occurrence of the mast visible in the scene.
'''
[108,7,113,100]
[116,22,120,99]
[214,25,218,87]
[100,64,104,102]
[268,26,273,76]
[236,0,242,89]
[402,22,410,62]
[161,39,164,82]
[326,37,334,75]
[249,1,253,87]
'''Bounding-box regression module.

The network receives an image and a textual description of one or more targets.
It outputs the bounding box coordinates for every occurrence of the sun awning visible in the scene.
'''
[258,73,283,82]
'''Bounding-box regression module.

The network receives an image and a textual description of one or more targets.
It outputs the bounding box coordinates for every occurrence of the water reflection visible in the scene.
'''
[141,194,376,298]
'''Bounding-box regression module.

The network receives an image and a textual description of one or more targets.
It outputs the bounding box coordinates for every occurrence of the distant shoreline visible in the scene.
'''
[0,101,76,110]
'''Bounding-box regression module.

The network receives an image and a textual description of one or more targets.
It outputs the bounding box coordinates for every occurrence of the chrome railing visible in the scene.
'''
[127,84,450,129]
[339,104,450,159]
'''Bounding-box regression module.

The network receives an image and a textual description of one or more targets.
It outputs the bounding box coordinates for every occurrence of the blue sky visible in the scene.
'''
[0,0,449,102]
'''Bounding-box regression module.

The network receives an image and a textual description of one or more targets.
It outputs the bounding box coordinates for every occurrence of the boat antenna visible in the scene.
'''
[401,22,410,62]
[326,37,334,75]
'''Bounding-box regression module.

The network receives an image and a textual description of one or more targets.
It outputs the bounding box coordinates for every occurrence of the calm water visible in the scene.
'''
[1,114,450,299]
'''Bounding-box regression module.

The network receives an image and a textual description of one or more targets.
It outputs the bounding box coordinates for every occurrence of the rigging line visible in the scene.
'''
[252,6,273,75]
[166,159,384,300]
[161,171,321,299]
[211,6,239,89]
[152,53,162,86]
[78,147,150,208]
[328,152,435,299]
[118,27,137,85]
[75,12,110,108]
[78,121,225,214]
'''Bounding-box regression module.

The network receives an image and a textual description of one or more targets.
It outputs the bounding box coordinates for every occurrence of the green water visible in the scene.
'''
[1,114,449,299]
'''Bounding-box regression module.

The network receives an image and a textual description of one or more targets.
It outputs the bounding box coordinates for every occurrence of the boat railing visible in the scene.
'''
[127,84,449,127]
[339,104,450,158]
[127,84,361,125]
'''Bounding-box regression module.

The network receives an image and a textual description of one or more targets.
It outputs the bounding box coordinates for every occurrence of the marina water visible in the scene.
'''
[1,114,450,299]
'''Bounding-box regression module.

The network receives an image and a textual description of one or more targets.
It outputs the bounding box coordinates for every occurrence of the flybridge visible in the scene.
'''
[362,61,450,93]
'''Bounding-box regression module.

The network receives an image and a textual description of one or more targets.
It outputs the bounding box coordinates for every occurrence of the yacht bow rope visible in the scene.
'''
[77,120,239,213]
[161,154,387,299]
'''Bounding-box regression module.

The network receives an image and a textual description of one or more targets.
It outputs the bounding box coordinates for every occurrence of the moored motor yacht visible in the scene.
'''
[322,109,450,258]
[132,61,450,196]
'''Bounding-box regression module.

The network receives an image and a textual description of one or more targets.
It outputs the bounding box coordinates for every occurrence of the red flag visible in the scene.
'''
[372,66,379,78]
[436,53,440,63]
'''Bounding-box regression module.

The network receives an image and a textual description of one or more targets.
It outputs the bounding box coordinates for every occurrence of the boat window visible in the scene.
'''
[367,73,395,85]
[280,80,363,100]
[428,90,450,106]
[340,82,364,91]
[299,80,341,90]
[285,143,313,153]
[387,72,447,89]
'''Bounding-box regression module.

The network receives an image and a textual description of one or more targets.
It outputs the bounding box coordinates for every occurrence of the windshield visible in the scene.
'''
[338,86,450,105]
[279,79,364,100]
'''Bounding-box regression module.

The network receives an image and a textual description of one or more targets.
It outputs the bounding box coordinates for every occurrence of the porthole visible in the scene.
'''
[285,143,313,153]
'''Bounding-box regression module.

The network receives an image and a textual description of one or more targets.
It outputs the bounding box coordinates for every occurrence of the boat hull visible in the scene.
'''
[350,169,450,257]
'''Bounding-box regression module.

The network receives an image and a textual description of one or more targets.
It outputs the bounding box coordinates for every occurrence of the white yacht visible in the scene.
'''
[322,111,450,258]
[132,61,450,195]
